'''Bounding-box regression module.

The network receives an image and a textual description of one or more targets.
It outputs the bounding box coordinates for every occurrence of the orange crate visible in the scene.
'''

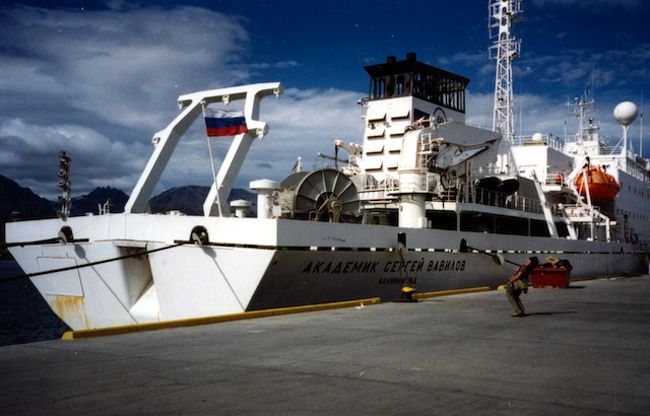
[530,266,570,288]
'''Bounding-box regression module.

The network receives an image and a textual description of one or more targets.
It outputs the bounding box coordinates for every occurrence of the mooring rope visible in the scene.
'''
[1,241,186,283]
[2,237,64,248]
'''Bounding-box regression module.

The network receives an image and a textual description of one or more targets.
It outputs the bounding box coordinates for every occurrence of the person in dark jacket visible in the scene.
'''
[507,256,539,317]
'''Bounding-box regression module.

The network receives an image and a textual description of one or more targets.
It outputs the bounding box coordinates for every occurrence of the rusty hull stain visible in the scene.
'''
[50,296,90,329]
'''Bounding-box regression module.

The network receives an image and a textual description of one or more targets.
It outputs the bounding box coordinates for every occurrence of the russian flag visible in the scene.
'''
[203,108,248,137]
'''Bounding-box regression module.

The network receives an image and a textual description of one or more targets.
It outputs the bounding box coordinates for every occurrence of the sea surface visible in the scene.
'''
[0,260,69,346]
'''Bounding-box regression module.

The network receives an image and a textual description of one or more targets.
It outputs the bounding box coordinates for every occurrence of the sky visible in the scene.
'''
[1,0,649,200]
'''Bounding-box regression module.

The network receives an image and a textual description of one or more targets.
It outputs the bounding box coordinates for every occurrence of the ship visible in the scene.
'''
[6,1,650,330]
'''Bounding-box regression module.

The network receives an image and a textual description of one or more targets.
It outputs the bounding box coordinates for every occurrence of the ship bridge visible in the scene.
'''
[361,52,470,184]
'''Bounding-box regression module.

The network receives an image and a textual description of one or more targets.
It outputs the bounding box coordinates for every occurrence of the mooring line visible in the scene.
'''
[1,242,186,283]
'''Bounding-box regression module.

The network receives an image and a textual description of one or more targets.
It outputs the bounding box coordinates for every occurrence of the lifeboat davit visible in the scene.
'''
[575,165,620,202]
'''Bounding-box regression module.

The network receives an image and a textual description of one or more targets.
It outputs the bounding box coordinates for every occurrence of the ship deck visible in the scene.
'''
[1,275,649,415]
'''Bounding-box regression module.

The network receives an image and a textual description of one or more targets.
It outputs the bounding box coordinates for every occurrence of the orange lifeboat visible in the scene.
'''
[574,164,620,202]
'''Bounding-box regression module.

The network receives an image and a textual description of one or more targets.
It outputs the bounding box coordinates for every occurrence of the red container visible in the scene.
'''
[530,266,570,288]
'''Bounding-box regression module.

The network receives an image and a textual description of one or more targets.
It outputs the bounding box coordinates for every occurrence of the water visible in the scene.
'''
[0,261,69,346]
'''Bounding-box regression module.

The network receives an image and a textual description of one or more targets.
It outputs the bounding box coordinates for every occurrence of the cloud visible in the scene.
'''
[246,61,301,70]
[0,4,251,198]
[137,86,365,194]
[0,4,368,201]
[1,3,646,204]
[466,89,642,153]
[239,87,365,185]
[437,51,486,68]
[0,118,145,197]
[1,5,250,129]
[519,44,650,95]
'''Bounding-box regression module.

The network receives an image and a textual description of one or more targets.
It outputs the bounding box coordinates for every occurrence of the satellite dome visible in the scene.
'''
[531,132,544,141]
[613,101,638,126]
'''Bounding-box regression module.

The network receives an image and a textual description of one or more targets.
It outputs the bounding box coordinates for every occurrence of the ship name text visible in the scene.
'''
[301,259,466,275]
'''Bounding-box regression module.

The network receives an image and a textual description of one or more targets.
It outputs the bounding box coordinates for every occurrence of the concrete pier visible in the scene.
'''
[1,275,648,415]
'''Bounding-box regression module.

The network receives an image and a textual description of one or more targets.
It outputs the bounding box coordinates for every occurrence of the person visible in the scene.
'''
[506,256,539,317]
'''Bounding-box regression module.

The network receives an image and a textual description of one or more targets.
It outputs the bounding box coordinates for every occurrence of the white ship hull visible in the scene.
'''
[7,214,646,330]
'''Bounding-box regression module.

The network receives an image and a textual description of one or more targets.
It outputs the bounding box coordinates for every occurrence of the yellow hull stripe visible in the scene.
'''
[412,286,491,299]
[62,297,381,340]
[62,286,497,340]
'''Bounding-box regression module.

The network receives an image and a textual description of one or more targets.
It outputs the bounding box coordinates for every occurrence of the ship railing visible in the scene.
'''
[564,137,628,158]
[358,176,399,202]
[562,203,609,220]
[562,204,612,242]
[563,134,596,145]
[469,186,543,214]
[384,176,400,193]
[440,184,543,214]
[470,164,505,178]
[563,204,588,218]
[358,173,438,200]
[359,174,544,214]
[598,145,621,155]
[513,134,564,151]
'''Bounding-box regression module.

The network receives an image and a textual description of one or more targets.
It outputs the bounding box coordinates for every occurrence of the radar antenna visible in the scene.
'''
[613,101,639,171]
[489,0,522,143]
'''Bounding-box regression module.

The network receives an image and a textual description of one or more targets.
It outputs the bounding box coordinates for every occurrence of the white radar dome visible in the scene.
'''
[613,101,638,126]
[532,132,544,141]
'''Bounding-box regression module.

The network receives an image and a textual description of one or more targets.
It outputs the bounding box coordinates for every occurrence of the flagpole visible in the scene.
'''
[202,103,224,217]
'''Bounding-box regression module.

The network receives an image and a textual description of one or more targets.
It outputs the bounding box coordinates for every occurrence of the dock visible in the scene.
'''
[1,275,649,415]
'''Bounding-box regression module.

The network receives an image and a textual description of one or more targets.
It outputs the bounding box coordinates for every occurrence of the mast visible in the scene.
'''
[489,0,522,143]
[57,151,71,219]
[639,92,644,157]
[576,96,594,145]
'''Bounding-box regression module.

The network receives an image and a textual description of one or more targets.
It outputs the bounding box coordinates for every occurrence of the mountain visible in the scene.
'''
[0,175,57,258]
[0,176,257,220]
[0,175,56,221]
[148,186,256,216]
[1,176,258,257]
[149,185,208,215]
[64,186,257,216]
[68,185,257,216]
[69,187,129,215]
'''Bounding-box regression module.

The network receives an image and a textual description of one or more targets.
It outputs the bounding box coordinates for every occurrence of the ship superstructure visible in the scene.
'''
[360,52,468,184]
